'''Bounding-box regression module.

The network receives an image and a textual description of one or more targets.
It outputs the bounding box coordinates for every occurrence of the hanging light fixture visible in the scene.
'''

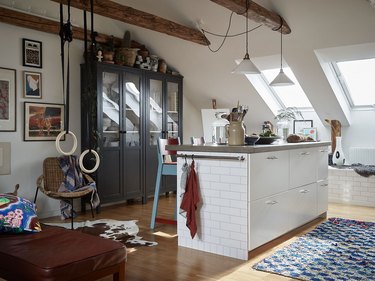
[270,17,294,86]
[232,0,260,74]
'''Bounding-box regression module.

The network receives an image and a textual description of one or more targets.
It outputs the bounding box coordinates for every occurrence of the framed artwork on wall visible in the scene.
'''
[0,67,16,132]
[303,127,317,141]
[24,102,64,141]
[22,38,42,68]
[23,71,42,99]
[293,119,313,134]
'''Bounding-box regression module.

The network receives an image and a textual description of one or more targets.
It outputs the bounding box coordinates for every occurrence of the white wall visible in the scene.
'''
[182,96,202,144]
[0,23,83,218]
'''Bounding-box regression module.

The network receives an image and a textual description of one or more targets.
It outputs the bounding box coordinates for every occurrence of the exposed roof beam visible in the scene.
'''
[210,0,291,34]
[0,6,123,45]
[51,0,210,46]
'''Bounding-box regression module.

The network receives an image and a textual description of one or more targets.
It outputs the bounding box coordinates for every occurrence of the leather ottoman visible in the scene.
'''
[0,225,126,281]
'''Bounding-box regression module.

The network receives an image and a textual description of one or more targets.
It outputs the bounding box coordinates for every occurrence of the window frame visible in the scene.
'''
[331,59,375,110]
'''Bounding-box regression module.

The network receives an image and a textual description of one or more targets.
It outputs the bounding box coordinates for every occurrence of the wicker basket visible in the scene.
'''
[118,48,139,67]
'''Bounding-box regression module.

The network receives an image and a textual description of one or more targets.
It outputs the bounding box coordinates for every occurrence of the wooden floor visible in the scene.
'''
[37,196,375,281]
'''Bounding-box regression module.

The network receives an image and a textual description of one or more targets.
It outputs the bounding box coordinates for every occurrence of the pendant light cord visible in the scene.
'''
[273,15,284,70]
[201,0,261,53]
[245,0,249,56]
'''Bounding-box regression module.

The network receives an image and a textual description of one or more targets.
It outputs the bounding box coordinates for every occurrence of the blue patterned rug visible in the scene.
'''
[253,218,375,281]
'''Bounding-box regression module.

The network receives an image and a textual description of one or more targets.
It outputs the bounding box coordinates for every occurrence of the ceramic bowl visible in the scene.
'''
[256,136,281,145]
[245,135,260,145]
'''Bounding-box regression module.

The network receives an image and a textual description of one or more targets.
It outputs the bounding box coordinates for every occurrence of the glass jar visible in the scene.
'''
[212,113,229,144]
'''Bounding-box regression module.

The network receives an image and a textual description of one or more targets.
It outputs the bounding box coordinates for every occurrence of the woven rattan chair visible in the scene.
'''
[34,157,95,229]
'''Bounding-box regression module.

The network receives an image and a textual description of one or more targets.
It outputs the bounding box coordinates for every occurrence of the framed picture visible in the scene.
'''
[24,102,64,141]
[22,38,42,68]
[293,120,313,134]
[0,67,16,132]
[303,127,317,141]
[23,71,42,99]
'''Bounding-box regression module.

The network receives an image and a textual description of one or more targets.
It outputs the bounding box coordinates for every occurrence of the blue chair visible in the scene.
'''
[150,138,179,229]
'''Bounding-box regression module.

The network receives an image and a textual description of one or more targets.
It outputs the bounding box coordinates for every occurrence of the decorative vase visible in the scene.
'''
[226,121,245,146]
[332,136,345,165]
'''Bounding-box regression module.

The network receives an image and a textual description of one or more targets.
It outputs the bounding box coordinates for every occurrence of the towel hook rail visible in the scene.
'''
[177,153,245,161]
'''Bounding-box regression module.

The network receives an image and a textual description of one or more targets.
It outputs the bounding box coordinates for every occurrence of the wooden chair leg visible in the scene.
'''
[33,187,39,204]
[90,202,95,218]
[70,198,74,230]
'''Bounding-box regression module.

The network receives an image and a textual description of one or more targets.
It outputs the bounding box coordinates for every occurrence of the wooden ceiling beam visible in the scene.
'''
[210,0,291,34]
[0,6,123,45]
[51,0,210,46]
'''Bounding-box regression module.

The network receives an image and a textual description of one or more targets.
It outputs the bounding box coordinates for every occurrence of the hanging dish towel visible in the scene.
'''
[180,160,200,238]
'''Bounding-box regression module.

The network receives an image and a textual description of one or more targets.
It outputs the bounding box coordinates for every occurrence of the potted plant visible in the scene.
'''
[274,107,303,140]
[117,31,139,67]
[102,36,115,63]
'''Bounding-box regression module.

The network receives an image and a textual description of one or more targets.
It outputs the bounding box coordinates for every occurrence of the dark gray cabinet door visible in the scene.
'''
[144,73,183,197]
[97,69,123,202]
[122,71,142,199]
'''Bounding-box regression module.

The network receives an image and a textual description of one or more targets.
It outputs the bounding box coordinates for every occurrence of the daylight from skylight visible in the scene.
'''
[336,58,375,107]
[262,68,312,108]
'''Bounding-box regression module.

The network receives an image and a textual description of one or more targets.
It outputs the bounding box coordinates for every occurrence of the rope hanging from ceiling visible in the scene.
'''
[55,0,100,173]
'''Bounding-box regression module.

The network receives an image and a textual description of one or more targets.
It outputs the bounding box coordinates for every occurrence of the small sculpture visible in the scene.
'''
[96,50,103,62]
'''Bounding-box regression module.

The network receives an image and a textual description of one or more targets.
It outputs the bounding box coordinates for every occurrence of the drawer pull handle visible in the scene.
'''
[320,183,328,187]
[266,156,278,160]
[300,152,311,156]
[299,189,310,193]
[265,200,278,205]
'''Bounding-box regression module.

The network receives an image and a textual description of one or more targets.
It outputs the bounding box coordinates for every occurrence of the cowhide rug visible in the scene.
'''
[45,219,158,247]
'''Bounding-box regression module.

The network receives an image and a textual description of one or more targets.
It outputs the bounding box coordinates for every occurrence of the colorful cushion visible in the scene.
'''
[0,194,41,233]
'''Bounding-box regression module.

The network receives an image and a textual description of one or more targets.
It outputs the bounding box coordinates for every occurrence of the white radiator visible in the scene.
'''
[349,147,375,165]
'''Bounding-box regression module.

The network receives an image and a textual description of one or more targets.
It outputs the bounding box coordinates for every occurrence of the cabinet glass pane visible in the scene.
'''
[102,71,120,148]
[167,81,179,138]
[149,79,163,145]
[124,73,141,147]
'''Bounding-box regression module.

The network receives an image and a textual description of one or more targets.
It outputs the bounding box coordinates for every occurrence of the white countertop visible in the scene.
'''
[167,141,331,154]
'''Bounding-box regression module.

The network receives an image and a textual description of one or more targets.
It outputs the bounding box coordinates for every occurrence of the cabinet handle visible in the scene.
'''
[299,189,310,193]
[265,200,278,205]
[300,152,310,156]
[320,183,328,187]
[266,156,278,160]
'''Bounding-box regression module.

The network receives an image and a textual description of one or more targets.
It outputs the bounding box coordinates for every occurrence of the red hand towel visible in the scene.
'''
[180,160,200,238]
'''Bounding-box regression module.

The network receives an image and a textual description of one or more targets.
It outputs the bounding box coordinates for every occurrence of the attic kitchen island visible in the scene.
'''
[167,141,330,260]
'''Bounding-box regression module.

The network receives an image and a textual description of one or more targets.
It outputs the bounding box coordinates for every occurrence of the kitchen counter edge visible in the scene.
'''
[166,141,331,154]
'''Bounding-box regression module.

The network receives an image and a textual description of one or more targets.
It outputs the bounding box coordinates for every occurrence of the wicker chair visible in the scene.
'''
[34,157,95,229]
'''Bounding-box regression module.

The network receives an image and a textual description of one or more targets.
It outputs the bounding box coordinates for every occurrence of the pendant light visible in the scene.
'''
[232,0,260,74]
[269,17,294,86]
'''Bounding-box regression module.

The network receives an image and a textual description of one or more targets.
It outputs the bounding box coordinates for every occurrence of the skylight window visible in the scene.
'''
[262,68,312,109]
[335,58,375,107]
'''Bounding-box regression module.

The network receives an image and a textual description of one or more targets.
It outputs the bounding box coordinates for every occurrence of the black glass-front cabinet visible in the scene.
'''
[81,63,183,204]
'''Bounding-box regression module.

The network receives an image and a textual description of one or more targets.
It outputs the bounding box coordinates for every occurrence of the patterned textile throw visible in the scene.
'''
[253,218,375,281]
[58,155,100,219]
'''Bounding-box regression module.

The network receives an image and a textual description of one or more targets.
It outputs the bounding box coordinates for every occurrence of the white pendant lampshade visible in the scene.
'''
[270,17,294,86]
[232,0,260,75]
[232,53,260,74]
[269,68,294,86]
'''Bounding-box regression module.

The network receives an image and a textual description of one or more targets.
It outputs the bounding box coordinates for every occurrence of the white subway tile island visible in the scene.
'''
[168,142,331,260]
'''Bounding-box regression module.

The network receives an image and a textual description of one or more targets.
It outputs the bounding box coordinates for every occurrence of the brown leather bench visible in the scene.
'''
[0,224,126,281]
